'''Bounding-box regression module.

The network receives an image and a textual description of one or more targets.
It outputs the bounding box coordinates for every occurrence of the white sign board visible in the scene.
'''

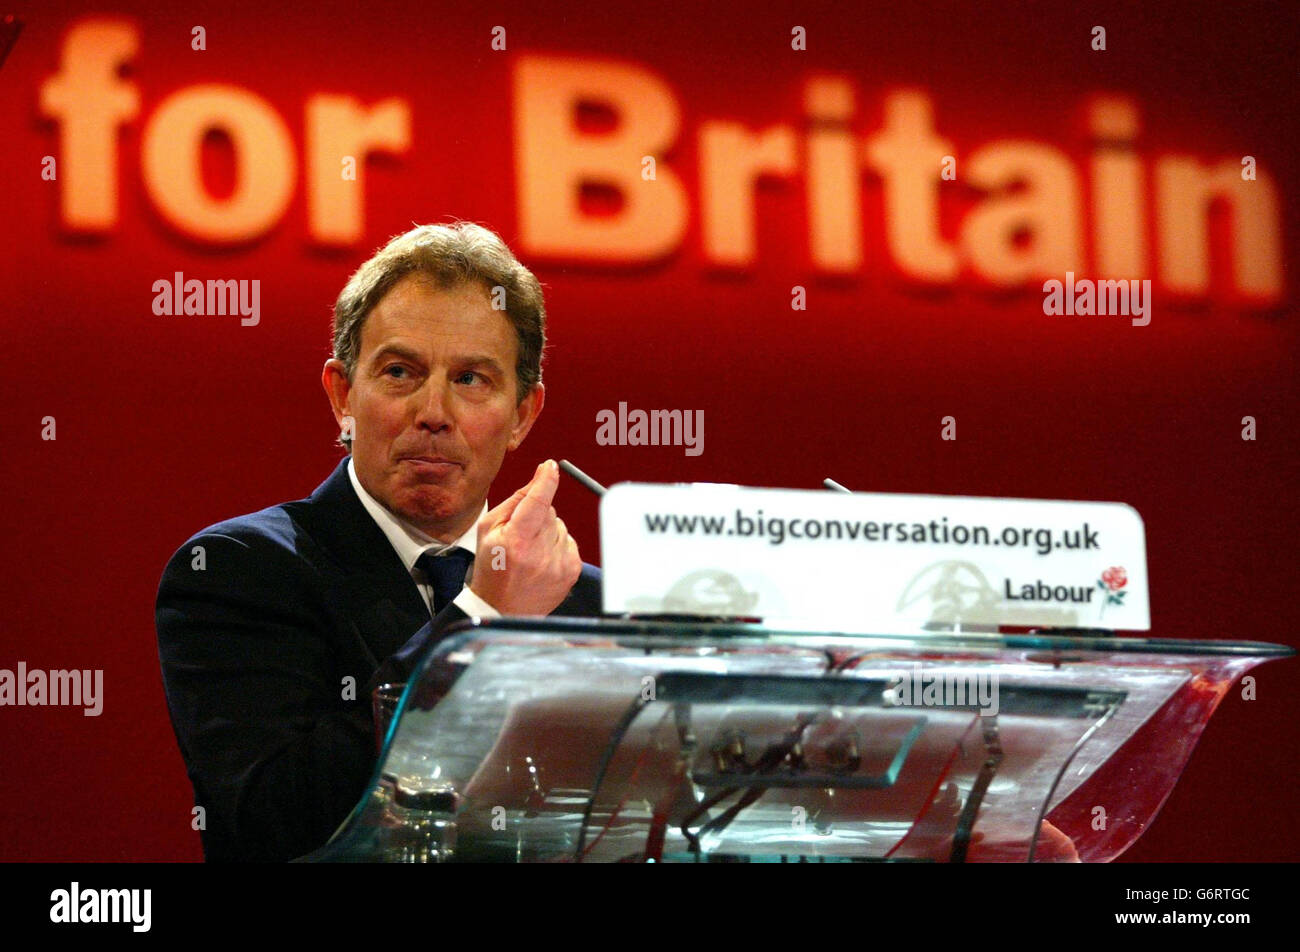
[599,483,1150,633]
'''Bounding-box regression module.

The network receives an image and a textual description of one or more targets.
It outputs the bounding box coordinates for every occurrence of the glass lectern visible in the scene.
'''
[300,617,1292,863]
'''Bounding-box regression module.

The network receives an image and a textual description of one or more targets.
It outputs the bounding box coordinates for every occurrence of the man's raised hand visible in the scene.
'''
[468,459,583,615]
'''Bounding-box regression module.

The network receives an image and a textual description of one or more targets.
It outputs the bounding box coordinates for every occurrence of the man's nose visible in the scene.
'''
[413,378,454,433]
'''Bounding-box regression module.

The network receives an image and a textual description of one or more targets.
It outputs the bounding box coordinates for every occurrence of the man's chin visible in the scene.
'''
[392,486,475,537]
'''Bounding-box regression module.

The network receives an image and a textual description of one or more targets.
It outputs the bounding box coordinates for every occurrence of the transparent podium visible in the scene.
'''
[301,617,1292,863]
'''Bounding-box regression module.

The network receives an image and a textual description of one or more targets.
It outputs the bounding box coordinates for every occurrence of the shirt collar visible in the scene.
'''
[347,457,484,573]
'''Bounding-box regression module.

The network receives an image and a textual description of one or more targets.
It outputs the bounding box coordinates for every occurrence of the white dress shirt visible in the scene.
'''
[347,458,501,619]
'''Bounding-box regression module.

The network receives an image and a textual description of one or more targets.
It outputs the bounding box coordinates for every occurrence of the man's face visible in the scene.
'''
[323,276,543,541]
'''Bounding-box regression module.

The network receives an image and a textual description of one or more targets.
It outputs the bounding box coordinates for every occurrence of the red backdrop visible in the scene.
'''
[1,0,1296,861]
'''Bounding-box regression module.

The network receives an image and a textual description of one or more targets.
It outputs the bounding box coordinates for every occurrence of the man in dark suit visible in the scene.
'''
[156,222,601,862]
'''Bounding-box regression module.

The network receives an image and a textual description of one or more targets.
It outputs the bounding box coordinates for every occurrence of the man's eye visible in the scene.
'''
[455,372,483,385]
[384,365,409,379]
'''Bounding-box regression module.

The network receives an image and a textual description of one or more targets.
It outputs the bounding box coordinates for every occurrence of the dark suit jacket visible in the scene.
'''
[155,457,602,862]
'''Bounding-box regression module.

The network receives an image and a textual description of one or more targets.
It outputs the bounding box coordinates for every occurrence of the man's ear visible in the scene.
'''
[507,382,545,451]
[322,359,353,428]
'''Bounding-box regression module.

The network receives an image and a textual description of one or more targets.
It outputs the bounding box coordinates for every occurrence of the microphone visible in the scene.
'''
[559,459,607,497]
[562,459,760,626]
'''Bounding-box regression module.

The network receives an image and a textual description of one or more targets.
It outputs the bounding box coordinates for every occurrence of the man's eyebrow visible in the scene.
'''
[457,355,506,375]
[368,342,425,365]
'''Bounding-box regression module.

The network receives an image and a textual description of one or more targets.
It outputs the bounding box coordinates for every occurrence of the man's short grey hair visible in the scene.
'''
[332,222,546,451]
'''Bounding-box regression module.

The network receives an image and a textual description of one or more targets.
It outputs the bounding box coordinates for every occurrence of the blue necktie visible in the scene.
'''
[415,549,474,616]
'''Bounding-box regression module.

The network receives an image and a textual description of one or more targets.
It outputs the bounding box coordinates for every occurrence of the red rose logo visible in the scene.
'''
[1101,566,1127,592]
[1097,566,1129,619]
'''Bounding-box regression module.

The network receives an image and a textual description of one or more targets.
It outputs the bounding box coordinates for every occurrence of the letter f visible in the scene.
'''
[39,18,140,231]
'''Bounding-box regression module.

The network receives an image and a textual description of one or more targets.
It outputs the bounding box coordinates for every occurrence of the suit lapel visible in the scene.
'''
[292,458,431,665]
